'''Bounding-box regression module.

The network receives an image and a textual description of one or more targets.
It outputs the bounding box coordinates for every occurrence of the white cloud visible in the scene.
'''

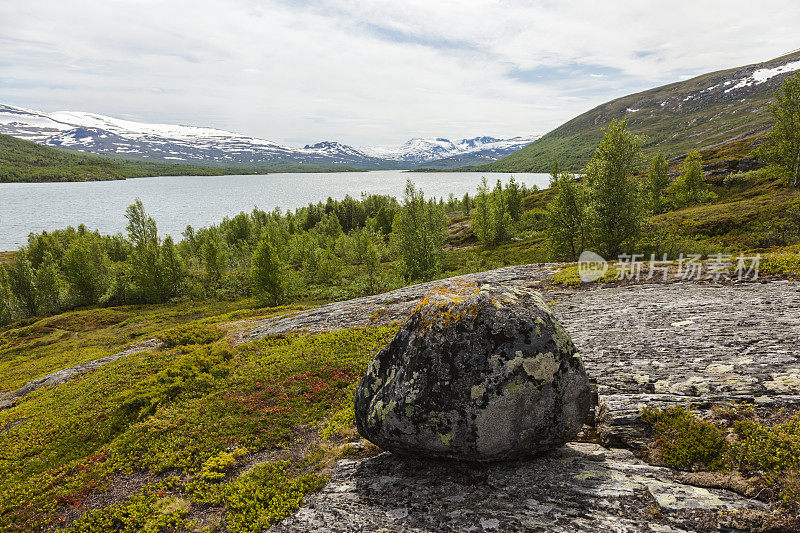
[1,0,799,145]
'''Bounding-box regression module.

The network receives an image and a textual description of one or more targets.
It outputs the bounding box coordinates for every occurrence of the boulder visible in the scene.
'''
[354,282,591,461]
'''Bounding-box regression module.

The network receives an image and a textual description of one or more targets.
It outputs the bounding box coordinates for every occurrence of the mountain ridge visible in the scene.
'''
[0,104,536,170]
[474,51,800,172]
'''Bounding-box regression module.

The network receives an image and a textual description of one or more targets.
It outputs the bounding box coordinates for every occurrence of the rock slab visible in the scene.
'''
[354,282,591,461]
[272,444,767,533]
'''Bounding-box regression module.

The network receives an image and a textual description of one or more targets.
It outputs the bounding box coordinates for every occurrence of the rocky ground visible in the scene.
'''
[239,266,800,532]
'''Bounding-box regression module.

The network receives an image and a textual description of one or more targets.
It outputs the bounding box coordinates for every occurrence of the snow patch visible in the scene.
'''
[725,60,800,93]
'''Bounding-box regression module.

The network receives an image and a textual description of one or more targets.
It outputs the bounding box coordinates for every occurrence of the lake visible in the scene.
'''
[0,171,551,251]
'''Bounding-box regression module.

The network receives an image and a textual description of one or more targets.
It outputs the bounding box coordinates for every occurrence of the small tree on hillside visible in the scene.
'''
[161,236,185,291]
[63,234,110,306]
[251,233,286,306]
[0,266,13,325]
[362,239,382,295]
[645,152,670,214]
[756,72,800,187]
[546,172,587,261]
[491,179,513,244]
[585,119,644,258]
[666,151,715,208]
[125,200,185,303]
[472,178,492,245]
[34,253,63,315]
[505,176,524,222]
[8,255,37,317]
[393,179,446,282]
[461,192,471,216]
[201,229,227,288]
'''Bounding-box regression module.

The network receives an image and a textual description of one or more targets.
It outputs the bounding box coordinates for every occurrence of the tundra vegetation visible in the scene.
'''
[1,75,800,532]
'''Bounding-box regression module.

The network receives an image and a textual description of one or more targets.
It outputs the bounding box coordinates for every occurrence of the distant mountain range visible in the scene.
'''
[476,51,800,172]
[0,104,537,170]
[361,136,539,167]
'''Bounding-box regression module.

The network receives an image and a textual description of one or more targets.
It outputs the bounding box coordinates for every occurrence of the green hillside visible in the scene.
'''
[0,134,362,183]
[477,51,800,172]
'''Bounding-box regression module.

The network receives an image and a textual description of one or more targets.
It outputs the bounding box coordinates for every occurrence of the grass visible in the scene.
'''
[0,295,395,531]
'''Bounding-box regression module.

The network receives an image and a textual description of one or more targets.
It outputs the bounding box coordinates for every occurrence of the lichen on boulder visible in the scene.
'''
[354,281,591,461]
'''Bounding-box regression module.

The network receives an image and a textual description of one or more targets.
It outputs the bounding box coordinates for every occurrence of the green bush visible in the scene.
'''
[641,406,727,470]
[730,413,800,504]
[223,461,326,533]
[157,323,225,348]
[117,345,231,420]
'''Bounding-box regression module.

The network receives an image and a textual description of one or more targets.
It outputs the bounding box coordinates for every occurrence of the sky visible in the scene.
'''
[1,0,799,147]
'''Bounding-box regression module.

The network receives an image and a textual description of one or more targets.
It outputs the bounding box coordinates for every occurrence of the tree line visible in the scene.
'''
[0,181,450,325]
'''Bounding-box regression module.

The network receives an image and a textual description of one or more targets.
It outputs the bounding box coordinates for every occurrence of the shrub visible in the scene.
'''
[157,323,225,348]
[760,252,800,277]
[66,479,188,532]
[197,448,247,482]
[117,345,231,420]
[642,406,727,470]
[730,412,800,505]
[223,461,326,533]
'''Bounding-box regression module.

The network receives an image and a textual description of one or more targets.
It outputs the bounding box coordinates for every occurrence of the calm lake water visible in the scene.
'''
[0,171,550,251]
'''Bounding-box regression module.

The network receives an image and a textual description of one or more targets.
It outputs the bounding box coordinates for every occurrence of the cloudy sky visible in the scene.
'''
[2,0,799,147]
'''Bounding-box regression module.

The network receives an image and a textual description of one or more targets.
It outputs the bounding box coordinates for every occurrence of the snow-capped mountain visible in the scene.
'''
[361,135,539,163]
[0,103,537,169]
[0,104,397,168]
